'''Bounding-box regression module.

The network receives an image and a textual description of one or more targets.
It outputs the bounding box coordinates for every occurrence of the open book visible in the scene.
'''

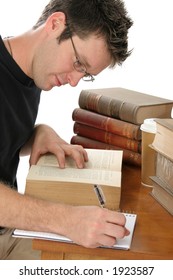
[13,213,137,250]
[25,149,123,210]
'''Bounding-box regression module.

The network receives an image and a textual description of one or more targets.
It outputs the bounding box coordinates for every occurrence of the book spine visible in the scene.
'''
[155,152,173,193]
[79,89,173,125]
[151,177,173,215]
[71,135,141,167]
[79,90,136,123]
[79,91,122,119]
[73,122,141,153]
[72,108,141,140]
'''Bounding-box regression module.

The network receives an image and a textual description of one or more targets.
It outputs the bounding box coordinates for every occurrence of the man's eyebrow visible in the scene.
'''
[78,52,97,76]
[80,55,91,69]
[82,57,98,76]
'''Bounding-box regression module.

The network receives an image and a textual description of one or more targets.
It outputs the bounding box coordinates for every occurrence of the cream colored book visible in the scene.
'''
[13,213,137,250]
[151,118,173,161]
[25,149,123,210]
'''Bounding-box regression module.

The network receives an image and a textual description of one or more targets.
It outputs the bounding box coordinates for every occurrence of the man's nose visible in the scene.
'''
[67,71,84,87]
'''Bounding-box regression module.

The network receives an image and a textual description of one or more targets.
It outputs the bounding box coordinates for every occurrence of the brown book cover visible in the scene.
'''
[72,108,141,140]
[25,149,123,211]
[151,118,173,161]
[151,176,173,215]
[71,135,141,167]
[73,122,141,153]
[78,88,173,125]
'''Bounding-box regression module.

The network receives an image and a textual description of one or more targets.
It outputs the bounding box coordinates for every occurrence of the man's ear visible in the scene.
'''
[45,12,66,34]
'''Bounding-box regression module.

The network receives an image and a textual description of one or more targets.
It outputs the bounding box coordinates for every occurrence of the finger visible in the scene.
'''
[29,150,41,166]
[104,222,129,239]
[36,144,66,168]
[97,235,117,248]
[107,212,130,236]
[63,145,88,168]
[104,209,127,227]
[125,227,130,236]
[53,149,66,168]
[81,148,89,162]
[72,151,87,169]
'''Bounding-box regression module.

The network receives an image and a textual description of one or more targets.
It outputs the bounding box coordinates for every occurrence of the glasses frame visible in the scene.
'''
[70,36,95,82]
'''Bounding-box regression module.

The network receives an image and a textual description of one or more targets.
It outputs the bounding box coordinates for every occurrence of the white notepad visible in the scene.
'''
[13,213,137,250]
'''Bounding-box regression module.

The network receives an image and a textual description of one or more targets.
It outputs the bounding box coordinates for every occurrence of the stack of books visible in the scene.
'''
[70,87,173,166]
[151,118,173,215]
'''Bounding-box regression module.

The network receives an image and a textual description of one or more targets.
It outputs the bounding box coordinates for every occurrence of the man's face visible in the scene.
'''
[31,34,112,91]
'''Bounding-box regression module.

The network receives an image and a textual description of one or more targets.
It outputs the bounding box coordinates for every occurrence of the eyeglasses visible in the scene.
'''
[70,36,95,82]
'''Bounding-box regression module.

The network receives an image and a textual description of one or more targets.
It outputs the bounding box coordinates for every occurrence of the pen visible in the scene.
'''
[94,184,106,208]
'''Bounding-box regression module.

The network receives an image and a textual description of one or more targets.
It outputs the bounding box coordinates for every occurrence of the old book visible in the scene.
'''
[25,149,123,211]
[151,118,173,160]
[155,152,173,193]
[72,108,141,140]
[70,135,141,167]
[73,122,141,153]
[151,176,173,216]
[78,87,173,125]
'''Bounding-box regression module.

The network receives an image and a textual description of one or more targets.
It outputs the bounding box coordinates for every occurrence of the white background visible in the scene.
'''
[0,0,172,191]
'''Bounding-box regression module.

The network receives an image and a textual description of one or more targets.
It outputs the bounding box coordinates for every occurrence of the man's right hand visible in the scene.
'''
[59,205,130,248]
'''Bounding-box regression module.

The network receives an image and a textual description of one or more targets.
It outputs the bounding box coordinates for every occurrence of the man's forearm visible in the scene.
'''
[0,182,68,235]
[0,182,129,248]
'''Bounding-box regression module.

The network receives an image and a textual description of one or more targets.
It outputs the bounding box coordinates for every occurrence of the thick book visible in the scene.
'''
[73,122,141,153]
[13,213,137,250]
[155,152,173,193]
[70,135,141,167]
[151,176,173,216]
[78,87,173,125]
[25,149,123,211]
[72,108,141,140]
[151,118,173,161]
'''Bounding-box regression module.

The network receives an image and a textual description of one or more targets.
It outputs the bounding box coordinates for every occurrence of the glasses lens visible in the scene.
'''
[83,75,95,82]
[73,60,94,82]
[74,60,86,74]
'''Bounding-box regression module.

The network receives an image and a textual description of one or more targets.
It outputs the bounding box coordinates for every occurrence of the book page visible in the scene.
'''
[37,149,123,171]
[27,165,121,187]
[85,149,122,171]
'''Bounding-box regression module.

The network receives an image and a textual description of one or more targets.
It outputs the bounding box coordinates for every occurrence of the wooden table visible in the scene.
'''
[33,165,173,260]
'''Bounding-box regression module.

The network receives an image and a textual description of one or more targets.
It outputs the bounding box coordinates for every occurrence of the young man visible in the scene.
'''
[0,0,133,259]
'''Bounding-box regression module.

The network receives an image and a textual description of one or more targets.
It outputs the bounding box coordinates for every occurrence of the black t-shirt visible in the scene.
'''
[0,36,41,187]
